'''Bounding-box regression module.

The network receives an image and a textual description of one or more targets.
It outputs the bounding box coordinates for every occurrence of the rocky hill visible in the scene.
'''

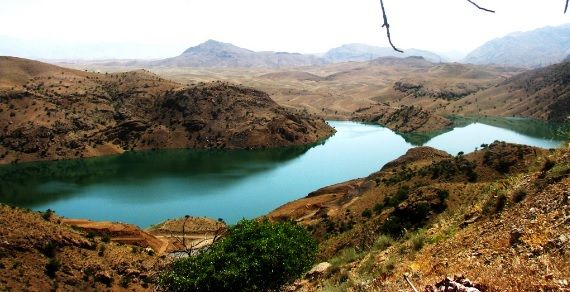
[0,57,334,164]
[153,40,326,68]
[324,43,442,63]
[448,60,570,122]
[464,24,570,68]
[269,141,570,291]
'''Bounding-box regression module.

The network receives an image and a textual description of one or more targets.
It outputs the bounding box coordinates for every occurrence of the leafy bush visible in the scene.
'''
[361,209,372,219]
[159,219,317,292]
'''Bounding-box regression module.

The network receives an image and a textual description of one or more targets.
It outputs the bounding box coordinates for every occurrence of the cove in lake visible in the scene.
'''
[0,119,566,227]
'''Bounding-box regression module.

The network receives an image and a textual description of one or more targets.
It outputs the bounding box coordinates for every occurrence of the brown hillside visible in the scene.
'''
[0,57,334,164]
[65,57,522,123]
[0,205,164,291]
[269,142,570,291]
[447,61,570,122]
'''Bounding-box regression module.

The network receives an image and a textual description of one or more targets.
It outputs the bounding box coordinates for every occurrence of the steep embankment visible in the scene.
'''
[269,141,570,291]
[0,56,334,164]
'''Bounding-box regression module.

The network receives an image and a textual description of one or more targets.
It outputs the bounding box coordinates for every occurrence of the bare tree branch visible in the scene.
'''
[379,0,403,53]
[565,0,569,13]
[467,0,495,13]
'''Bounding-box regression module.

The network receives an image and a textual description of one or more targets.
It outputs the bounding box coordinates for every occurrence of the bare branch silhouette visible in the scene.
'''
[380,1,568,52]
[467,0,495,13]
[379,0,403,53]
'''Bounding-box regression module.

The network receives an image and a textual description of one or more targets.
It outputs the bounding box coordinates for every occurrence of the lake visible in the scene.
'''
[0,119,566,227]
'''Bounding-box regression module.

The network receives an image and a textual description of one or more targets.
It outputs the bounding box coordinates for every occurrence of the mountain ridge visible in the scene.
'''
[464,24,570,68]
[324,43,443,63]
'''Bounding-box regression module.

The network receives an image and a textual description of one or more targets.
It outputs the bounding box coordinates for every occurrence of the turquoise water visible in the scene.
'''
[0,120,565,227]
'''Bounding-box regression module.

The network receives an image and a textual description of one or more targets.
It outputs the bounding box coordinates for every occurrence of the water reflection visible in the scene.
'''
[0,119,566,227]
[0,146,312,207]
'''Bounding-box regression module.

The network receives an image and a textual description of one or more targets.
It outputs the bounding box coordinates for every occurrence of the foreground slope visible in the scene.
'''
[0,205,162,291]
[269,141,570,290]
[0,57,334,164]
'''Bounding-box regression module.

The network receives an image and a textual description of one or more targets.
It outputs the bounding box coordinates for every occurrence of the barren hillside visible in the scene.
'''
[0,57,334,164]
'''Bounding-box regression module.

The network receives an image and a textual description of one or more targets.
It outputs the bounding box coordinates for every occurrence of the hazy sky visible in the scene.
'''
[0,0,569,59]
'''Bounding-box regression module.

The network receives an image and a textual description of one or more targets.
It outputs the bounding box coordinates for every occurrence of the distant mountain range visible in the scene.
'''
[151,40,444,68]
[323,43,443,63]
[153,40,326,68]
[464,24,570,68]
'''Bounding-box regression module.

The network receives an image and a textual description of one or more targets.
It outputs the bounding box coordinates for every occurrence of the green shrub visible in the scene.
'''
[512,189,527,203]
[98,245,106,257]
[495,194,507,212]
[483,193,508,214]
[410,231,426,251]
[41,209,54,221]
[101,233,111,243]
[86,231,96,239]
[541,159,556,172]
[45,258,60,278]
[330,248,361,267]
[436,189,449,201]
[361,209,372,219]
[159,219,317,292]
[373,203,384,214]
[372,235,394,251]
[39,241,58,258]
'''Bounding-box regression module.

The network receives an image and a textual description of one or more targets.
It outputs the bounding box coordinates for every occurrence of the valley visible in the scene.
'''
[1,19,569,291]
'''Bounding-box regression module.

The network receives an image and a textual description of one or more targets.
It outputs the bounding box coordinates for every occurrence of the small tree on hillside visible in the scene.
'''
[159,219,317,292]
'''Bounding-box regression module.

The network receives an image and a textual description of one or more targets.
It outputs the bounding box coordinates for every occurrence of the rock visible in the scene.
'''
[307,262,332,278]
[95,270,113,286]
[509,227,524,246]
[124,268,141,277]
[424,275,483,292]
[559,234,568,244]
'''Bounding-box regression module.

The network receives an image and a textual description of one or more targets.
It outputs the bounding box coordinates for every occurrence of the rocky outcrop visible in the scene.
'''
[353,105,453,133]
